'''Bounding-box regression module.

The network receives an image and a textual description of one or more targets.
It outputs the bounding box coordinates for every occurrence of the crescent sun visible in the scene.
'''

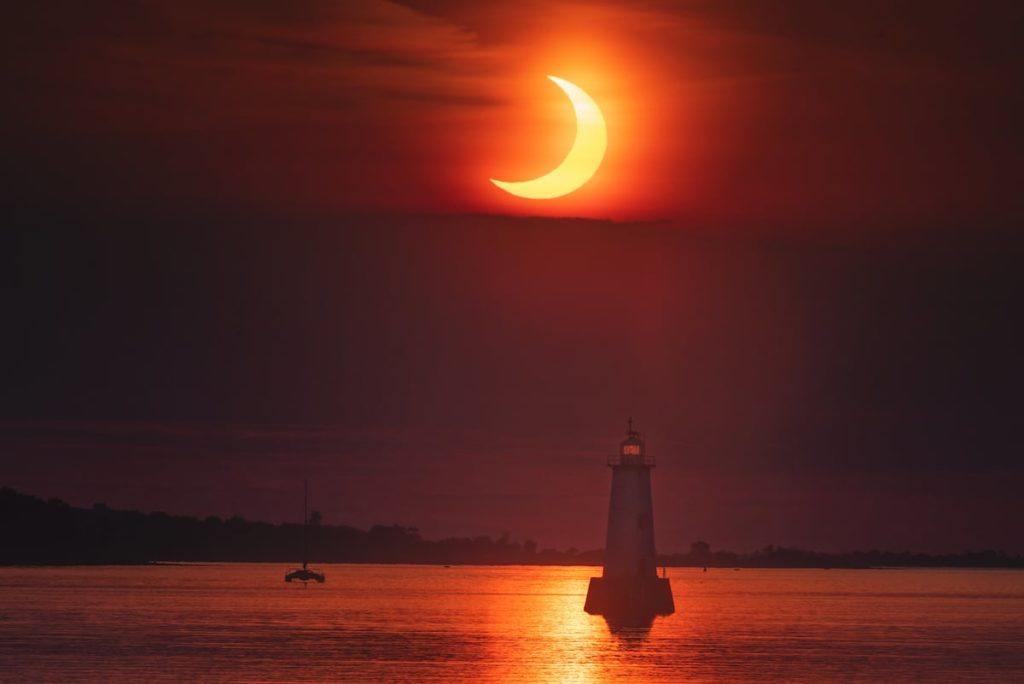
[490,76,607,200]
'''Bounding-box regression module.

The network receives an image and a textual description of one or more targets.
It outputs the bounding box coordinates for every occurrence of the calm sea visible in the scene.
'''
[1,564,1022,682]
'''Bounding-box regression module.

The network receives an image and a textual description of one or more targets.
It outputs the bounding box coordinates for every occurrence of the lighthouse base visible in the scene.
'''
[584,576,674,617]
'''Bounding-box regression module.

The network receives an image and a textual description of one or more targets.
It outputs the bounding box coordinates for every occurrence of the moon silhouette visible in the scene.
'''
[490,76,607,200]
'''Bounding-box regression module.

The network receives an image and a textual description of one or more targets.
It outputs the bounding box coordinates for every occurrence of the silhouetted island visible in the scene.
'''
[2,488,1021,568]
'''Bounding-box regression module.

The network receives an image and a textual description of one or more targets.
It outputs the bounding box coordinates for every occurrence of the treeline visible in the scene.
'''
[2,488,1022,568]
[662,541,1024,569]
[0,488,597,565]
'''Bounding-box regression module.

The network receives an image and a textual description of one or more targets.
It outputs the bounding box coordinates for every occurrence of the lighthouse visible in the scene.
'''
[584,419,674,618]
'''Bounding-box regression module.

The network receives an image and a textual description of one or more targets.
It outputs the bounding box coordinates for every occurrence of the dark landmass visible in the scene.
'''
[2,488,1021,568]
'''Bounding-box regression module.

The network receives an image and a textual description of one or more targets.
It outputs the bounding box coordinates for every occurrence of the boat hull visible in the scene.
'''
[285,569,325,583]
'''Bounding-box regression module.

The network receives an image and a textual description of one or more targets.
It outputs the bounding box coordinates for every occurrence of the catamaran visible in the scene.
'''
[284,480,325,583]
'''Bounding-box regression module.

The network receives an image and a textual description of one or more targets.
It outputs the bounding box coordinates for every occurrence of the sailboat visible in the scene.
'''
[284,480,326,583]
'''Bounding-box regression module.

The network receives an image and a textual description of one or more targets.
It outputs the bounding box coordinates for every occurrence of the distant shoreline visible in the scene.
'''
[4,488,1022,569]
[3,560,1024,571]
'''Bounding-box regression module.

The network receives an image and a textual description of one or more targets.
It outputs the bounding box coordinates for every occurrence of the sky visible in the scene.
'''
[2,1,1023,553]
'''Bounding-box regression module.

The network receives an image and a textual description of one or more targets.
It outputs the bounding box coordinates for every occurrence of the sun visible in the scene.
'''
[490,76,608,200]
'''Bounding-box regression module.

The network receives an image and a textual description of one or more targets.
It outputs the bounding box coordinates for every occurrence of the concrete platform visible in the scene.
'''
[584,576,675,617]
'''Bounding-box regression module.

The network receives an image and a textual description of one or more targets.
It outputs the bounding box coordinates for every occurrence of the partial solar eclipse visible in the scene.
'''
[490,76,607,200]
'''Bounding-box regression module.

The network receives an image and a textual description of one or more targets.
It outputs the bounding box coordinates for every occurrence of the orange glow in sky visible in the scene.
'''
[445,8,717,220]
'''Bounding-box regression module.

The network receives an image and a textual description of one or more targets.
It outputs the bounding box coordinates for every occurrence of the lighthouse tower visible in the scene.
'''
[584,419,674,617]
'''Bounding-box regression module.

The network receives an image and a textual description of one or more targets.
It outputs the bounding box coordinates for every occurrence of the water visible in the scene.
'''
[1,564,1022,682]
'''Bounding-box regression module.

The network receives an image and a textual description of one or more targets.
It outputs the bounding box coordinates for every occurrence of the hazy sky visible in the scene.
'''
[2,1,1022,553]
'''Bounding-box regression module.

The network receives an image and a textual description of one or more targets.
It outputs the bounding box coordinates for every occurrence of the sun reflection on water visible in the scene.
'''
[474,566,681,682]
[478,566,608,683]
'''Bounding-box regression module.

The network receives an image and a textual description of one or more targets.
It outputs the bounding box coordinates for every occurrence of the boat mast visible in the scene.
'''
[302,479,308,570]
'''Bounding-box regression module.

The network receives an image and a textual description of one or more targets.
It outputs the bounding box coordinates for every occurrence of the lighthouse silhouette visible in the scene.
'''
[584,419,674,618]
